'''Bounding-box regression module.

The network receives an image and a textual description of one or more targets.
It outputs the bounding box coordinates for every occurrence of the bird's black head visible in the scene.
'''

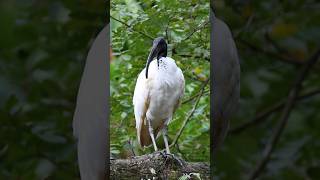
[145,37,167,79]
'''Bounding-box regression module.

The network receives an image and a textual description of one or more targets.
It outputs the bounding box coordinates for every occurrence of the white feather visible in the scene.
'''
[133,57,184,146]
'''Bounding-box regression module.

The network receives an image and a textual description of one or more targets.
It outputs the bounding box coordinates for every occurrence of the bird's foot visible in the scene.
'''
[158,150,185,167]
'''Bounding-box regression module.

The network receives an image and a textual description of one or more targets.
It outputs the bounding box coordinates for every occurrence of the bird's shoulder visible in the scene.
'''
[162,57,176,65]
[133,69,148,103]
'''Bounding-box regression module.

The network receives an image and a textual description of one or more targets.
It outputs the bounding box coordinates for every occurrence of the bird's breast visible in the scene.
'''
[145,57,183,124]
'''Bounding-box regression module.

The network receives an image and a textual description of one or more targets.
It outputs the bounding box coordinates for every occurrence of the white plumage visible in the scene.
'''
[212,12,240,150]
[133,39,184,153]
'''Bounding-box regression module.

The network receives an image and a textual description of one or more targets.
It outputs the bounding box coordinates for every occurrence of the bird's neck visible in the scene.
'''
[157,51,166,60]
[147,57,177,80]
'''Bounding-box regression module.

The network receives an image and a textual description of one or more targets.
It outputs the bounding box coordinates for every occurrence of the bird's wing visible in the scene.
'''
[212,13,240,149]
[72,25,108,180]
[133,68,151,146]
[172,67,185,115]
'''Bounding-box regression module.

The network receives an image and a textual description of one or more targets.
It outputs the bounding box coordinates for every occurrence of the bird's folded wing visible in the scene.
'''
[133,69,151,146]
[72,25,108,180]
[212,14,240,149]
[173,68,185,114]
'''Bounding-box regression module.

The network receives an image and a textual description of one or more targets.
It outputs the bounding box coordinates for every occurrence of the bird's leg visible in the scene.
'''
[161,123,185,167]
[162,124,170,154]
[147,118,158,151]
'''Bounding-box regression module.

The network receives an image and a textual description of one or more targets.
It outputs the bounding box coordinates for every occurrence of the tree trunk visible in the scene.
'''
[110,152,210,179]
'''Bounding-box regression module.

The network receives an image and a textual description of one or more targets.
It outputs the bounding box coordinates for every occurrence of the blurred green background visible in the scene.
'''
[214,0,320,179]
[1,0,319,179]
[110,0,210,162]
[0,1,105,179]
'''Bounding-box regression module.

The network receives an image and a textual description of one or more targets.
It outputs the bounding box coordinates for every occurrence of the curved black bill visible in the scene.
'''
[145,37,167,79]
[145,44,158,79]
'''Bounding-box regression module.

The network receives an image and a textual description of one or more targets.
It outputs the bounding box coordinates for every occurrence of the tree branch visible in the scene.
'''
[183,20,210,42]
[182,89,210,105]
[230,88,320,134]
[237,38,304,65]
[248,48,320,180]
[110,152,210,179]
[170,78,210,148]
[174,52,210,62]
[171,19,210,62]
[165,16,174,44]
[110,16,154,40]
[264,32,290,56]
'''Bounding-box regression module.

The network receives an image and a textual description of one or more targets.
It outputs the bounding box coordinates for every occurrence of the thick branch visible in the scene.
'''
[110,152,210,180]
[248,49,320,180]
[230,88,320,134]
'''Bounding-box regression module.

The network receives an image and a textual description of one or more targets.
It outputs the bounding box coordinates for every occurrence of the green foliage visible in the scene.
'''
[0,1,105,179]
[110,0,210,162]
[214,0,320,179]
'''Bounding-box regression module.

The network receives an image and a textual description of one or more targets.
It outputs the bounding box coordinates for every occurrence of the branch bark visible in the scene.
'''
[110,152,210,180]
[248,48,320,180]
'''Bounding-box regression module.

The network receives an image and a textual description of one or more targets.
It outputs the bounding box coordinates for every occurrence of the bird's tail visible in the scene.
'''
[138,118,164,148]
[139,121,152,147]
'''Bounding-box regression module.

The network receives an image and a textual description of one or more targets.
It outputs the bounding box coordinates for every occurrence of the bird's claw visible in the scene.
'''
[158,150,185,167]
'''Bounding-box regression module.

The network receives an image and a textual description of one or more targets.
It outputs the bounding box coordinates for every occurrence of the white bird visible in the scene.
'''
[133,37,185,154]
[212,11,240,150]
[73,25,108,180]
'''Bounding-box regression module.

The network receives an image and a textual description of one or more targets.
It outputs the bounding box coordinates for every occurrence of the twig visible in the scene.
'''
[264,32,289,55]
[174,53,210,62]
[237,38,303,65]
[128,139,136,157]
[169,20,210,63]
[170,78,210,148]
[165,16,174,44]
[175,142,187,160]
[182,89,210,105]
[184,73,207,83]
[230,88,320,134]
[183,20,210,42]
[170,19,209,47]
[234,13,255,38]
[248,48,320,180]
[213,3,302,66]
[110,16,154,40]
